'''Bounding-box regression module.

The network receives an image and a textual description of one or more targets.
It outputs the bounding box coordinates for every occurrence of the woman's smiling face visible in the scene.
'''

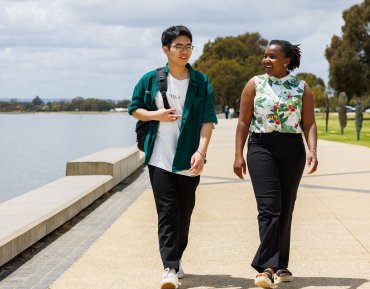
[262,44,290,78]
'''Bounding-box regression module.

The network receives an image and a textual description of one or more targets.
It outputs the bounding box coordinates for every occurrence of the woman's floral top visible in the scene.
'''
[250,74,305,133]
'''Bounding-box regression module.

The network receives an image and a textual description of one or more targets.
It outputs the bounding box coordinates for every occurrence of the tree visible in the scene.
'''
[205,59,245,108]
[30,95,45,111]
[296,73,326,108]
[71,96,84,111]
[194,32,267,109]
[325,0,370,100]
[31,96,44,106]
[116,99,131,108]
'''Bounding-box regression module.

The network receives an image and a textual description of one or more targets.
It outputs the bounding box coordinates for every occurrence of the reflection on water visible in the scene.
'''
[0,113,136,203]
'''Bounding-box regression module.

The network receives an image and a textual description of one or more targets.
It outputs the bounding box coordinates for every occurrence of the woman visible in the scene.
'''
[233,40,318,288]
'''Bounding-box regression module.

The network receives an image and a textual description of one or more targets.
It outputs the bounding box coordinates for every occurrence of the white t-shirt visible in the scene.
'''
[148,73,189,173]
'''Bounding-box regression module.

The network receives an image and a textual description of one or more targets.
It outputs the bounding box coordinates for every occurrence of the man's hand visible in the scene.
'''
[189,151,205,176]
[156,108,181,122]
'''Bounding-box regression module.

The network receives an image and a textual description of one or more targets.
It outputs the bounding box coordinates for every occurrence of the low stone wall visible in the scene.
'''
[66,147,143,191]
[0,146,144,267]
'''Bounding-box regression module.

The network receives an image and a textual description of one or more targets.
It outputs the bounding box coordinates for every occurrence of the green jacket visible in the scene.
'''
[128,64,218,172]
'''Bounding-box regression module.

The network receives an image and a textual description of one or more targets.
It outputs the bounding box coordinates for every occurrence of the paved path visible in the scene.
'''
[51,119,370,289]
[3,119,370,289]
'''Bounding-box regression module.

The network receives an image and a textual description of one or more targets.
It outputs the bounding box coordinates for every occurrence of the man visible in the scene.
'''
[128,25,217,289]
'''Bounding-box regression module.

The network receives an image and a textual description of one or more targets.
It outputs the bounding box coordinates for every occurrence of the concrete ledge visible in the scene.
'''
[0,146,144,267]
[0,175,112,267]
[66,146,144,191]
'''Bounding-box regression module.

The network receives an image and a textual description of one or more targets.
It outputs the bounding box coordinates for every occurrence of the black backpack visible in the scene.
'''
[135,67,170,151]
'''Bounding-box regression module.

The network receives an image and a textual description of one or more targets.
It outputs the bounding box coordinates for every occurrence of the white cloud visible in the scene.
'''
[0,0,363,100]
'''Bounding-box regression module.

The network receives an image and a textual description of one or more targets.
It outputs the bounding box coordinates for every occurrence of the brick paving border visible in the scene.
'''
[0,166,150,289]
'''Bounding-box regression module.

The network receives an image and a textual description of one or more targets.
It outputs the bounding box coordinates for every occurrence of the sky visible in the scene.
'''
[0,0,363,101]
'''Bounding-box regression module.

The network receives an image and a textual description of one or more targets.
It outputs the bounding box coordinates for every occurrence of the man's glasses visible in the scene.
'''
[170,44,194,52]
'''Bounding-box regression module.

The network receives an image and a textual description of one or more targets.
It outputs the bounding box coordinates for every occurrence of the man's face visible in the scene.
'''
[163,36,193,67]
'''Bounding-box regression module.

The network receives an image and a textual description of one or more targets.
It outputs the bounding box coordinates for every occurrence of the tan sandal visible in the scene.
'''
[275,269,293,283]
[255,268,275,288]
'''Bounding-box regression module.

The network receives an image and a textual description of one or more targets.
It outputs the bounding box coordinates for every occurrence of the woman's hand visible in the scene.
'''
[307,151,318,174]
[234,78,255,179]
[301,82,318,175]
[233,155,246,179]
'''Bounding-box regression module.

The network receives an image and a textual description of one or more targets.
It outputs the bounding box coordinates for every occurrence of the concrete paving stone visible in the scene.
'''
[0,280,19,286]
[20,276,43,285]
[340,219,370,251]
[0,286,16,289]
[31,282,53,289]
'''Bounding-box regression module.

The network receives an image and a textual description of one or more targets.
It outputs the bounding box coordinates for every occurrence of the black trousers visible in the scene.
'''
[148,165,200,270]
[247,132,306,272]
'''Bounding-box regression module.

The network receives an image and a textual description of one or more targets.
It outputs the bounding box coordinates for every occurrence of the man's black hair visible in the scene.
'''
[269,40,302,71]
[161,25,192,47]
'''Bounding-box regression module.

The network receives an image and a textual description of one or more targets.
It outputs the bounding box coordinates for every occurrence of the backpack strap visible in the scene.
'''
[156,67,170,109]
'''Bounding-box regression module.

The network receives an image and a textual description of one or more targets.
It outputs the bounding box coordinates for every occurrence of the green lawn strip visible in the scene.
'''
[315,113,370,148]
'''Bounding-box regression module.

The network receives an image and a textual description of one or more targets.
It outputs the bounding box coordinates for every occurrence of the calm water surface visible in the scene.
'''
[0,113,136,203]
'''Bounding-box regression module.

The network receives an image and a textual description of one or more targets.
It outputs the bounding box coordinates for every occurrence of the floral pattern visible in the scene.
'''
[250,74,304,133]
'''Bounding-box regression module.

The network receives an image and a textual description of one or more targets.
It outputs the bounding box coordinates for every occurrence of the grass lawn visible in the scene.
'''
[315,112,370,148]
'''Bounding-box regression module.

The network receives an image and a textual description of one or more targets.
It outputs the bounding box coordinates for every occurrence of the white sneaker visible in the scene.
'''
[176,260,184,279]
[160,268,178,289]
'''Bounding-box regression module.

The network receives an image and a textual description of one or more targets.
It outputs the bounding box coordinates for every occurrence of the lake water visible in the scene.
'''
[0,113,137,204]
